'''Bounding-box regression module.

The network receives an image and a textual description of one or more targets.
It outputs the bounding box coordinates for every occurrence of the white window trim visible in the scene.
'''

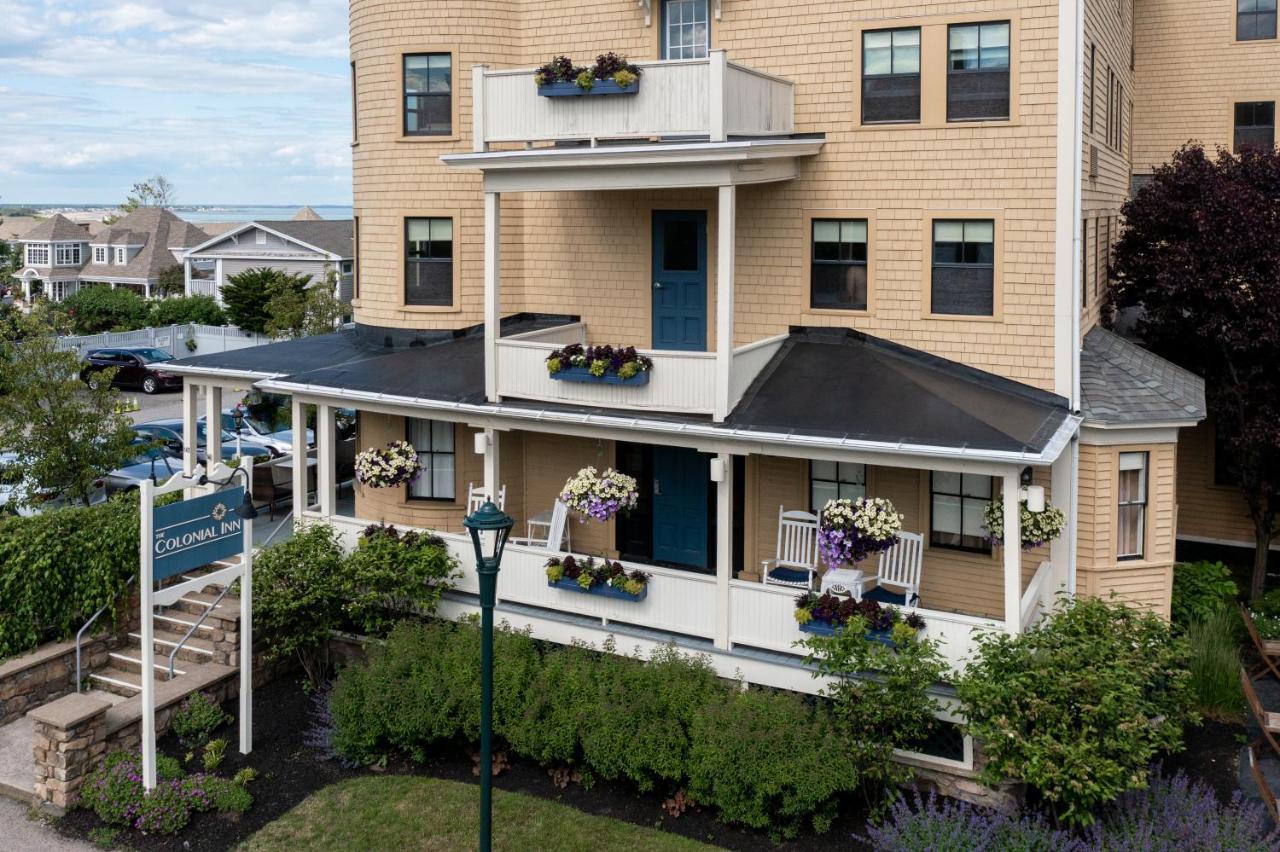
[114,247,127,264]
[25,244,50,266]
[93,246,107,263]
[54,243,82,266]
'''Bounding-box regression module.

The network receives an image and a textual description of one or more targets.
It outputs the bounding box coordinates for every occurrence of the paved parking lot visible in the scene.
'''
[124,383,248,426]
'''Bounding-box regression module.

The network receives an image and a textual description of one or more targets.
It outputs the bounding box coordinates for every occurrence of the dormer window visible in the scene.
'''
[114,247,127,264]
[25,244,50,265]
[256,230,267,245]
[93,246,106,264]
[54,243,82,266]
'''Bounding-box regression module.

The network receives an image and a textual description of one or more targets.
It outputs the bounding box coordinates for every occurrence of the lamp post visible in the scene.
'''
[462,500,514,852]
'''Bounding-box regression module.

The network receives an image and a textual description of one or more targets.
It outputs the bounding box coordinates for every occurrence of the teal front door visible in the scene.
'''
[652,211,708,351]
[652,445,710,569]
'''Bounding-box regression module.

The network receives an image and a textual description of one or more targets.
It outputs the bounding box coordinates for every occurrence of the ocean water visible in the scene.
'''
[174,205,354,224]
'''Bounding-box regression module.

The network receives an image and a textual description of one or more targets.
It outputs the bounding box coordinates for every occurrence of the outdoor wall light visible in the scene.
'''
[198,466,260,520]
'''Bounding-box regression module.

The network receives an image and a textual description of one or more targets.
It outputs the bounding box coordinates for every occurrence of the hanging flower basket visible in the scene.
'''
[546,555,649,601]
[560,466,639,522]
[817,497,903,569]
[546,344,653,385]
[354,440,421,489]
[982,500,1066,549]
[793,592,925,645]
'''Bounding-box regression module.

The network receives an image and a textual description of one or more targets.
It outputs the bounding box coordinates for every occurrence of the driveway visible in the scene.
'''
[0,796,94,851]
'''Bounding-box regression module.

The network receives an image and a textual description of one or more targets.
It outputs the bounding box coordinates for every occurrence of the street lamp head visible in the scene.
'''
[463,500,515,566]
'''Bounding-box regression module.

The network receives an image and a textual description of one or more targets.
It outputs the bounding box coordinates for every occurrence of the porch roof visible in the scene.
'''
[1079,327,1206,427]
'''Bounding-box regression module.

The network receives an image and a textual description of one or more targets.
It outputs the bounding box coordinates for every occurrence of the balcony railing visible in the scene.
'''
[494,322,786,418]
[472,50,795,150]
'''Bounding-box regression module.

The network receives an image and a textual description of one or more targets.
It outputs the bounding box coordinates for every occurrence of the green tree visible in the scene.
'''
[58,285,150,334]
[102,175,177,224]
[0,314,136,507]
[148,295,226,327]
[221,267,310,334]
[264,265,345,338]
[156,264,186,297]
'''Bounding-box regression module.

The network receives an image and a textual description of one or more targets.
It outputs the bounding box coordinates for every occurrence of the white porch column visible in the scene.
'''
[709,50,728,143]
[1003,469,1023,634]
[204,385,222,492]
[214,258,224,304]
[481,428,500,503]
[1050,441,1077,599]
[291,397,308,522]
[484,191,501,403]
[181,381,200,477]
[714,453,733,650]
[714,184,736,422]
[317,404,336,517]
[183,257,192,296]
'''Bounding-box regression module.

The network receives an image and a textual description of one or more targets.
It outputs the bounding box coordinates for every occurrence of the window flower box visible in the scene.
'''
[545,555,649,601]
[548,575,648,601]
[549,365,651,386]
[798,620,895,646]
[533,53,643,98]
[793,592,925,647]
[538,79,640,98]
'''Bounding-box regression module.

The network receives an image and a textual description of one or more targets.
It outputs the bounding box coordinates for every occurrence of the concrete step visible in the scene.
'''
[87,667,151,697]
[107,651,185,680]
[127,629,216,664]
[153,611,218,636]
[167,591,241,623]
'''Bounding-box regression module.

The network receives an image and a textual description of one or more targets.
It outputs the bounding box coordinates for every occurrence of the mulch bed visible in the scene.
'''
[54,676,1251,851]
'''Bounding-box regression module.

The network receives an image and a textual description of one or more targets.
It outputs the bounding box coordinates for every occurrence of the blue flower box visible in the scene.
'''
[538,79,640,98]
[798,621,895,646]
[549,576,648,601]
[549,366,650,386]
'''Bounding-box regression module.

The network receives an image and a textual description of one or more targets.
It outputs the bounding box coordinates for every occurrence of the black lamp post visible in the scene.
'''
[462,500,514,852]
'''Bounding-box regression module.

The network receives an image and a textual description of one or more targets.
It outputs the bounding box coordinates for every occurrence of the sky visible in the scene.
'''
[0,0,351,205]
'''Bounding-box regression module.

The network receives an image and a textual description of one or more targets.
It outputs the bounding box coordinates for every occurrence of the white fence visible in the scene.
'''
[59,323,268,359]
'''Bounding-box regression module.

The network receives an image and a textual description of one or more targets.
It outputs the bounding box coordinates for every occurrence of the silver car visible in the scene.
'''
[0,452,108,516]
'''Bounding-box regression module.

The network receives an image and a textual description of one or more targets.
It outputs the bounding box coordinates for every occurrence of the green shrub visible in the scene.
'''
[149,295,227,327]
[956,596,1197,827]
[0,495,139,660]
[59,286,150,333]
[171,692,231,748]
[198,775,253,813]
[1185,607,1244,720]
[202,737,227,771]
[342,525,461,635]
[687,689,856,840]
[1171,561,1238,627]
[500,641,603,769]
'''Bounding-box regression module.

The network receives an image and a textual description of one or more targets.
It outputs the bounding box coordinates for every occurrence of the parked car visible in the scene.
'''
[131,420,273,465]
[103,440,182,493]
[81,347,182,395]
[206,407,316,457]
[0,451,107,515]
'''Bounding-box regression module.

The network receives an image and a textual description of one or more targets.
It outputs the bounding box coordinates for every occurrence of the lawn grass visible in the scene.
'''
[236,775,721,852]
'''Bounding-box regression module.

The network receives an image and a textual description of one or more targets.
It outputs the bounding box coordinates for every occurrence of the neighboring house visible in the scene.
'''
[11,208,211,302]
[182,211,355,304]
[165,0,1245,775]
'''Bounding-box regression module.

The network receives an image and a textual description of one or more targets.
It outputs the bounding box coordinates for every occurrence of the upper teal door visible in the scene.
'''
[651,210,708,352]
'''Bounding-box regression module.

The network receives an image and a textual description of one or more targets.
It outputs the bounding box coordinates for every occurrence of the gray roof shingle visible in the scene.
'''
[19,214,91,242]
[1080,327,1206,425]
[78,208,211,282]
[262,220,353,257]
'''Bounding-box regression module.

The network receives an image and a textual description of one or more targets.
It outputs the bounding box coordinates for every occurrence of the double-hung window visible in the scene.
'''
[93,246,106,264]
[810,219,868,310]
[407,418,455,500]
[661,0,709,59]
[114,247,127,264]
[862,28,921,123]
[1117,452,1148,560]
[403,53,452,136]
[54,243,81,266]
[931,472,993,552]
[1234,101,1275,153]
[947,22,1011,121]
[810,462,866,512]
[405,217,453,306]
[931,219,995,316]
[26,244,49,266]
[1238,0,1277,41]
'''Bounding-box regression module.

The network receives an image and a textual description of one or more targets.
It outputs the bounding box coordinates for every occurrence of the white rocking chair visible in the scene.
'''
[467,481,507,513]
[511,499,571,552]
[760,506,820,589]
[864,531,924,606]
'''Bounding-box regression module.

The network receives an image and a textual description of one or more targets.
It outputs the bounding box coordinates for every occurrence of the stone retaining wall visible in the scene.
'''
[0,633,121,728]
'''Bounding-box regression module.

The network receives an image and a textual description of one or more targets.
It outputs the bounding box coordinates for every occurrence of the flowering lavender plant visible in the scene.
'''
[559,466,639,522]
[982,500,1067,549]
[863,790,1086,851]
[354,440,421,489]
[817,497,903,568]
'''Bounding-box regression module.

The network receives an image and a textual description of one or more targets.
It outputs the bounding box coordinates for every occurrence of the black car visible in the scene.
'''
[82,347,182,394]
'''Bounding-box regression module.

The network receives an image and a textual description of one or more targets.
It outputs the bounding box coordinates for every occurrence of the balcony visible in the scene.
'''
[472,50,795,150]
[494,321,786,418]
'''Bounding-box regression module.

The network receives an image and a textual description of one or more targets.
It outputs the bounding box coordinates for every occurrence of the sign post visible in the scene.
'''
[138,460,255,790]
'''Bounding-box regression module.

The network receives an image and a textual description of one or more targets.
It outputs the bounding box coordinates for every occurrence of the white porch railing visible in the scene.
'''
[314,512,1000,675]
[189,279,219,297]
[474,51,795,148]
[1019,560,1057,630]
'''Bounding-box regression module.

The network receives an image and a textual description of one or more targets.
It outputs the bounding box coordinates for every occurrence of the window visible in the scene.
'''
[1088,44,1096,134]
[54,243,82,266]
[810,461,866,512]
[407,418,455,500]
[353,216,360,300]
[947,22,1010,121]
[341,260,353,275]
[255,229,267,245]
[1112,82,1124,149]
[93,246,106,264]
[1117,451,1147,560]
[1081,217,1089,308]
[404,217,453,306]
[350,61,358,143]
[1104,217,1113,287]
[862,28,921,123]
[403,53,452,136]
[1234,101,1275,153]
[662,0,709,60]
[931,472,993,552]
[1238,0,1277,41]
[810,219,868,310]
[114,247,127,264]
[25,244,49,265]
[931,219,995,316]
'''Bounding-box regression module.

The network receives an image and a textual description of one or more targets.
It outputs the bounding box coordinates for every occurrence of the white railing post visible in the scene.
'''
[714,184,736,421]
[484,191,502,402]
[318,404,335,518]
[291,397,308,521]
[1003,470,1023,634]
[472,64,489,152]
[709,50,728,142]
[205,385,222,494]
[714,453,733,650]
